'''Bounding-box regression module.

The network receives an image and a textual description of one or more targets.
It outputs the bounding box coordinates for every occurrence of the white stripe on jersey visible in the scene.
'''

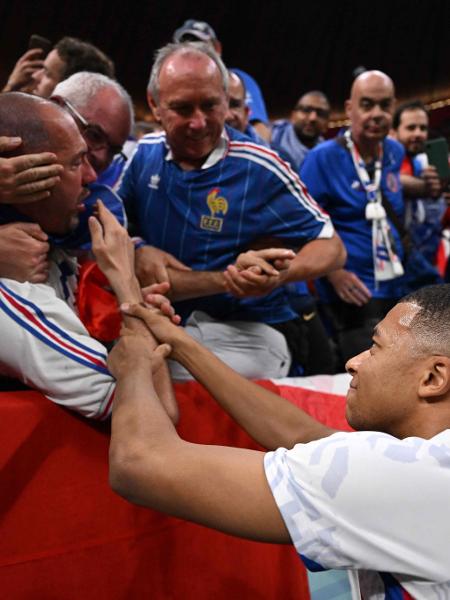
[114,134,167,191]
[228,141,327,223]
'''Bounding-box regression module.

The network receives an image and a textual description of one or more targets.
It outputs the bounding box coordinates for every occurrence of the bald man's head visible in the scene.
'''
[0,92,96,235]
[0,93,59,156]
[345,70,395,150]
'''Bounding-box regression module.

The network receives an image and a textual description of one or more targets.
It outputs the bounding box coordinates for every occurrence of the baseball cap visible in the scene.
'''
[173,19,217,43]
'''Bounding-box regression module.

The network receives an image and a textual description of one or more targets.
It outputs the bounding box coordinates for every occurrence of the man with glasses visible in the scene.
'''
[0,72,134,284]
[52,71,133,179]
[271,91,330,171]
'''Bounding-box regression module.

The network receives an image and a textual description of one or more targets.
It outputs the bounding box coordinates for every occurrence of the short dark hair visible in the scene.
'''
[55,36,115,81]
[0,93,57,155]
[400,284,450,356]
[392,100,428,130]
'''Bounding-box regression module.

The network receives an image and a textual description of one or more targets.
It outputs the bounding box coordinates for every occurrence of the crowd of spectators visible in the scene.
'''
[1,20,448,388]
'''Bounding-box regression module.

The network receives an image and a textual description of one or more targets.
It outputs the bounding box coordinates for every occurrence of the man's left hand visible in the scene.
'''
[224,248,295,298]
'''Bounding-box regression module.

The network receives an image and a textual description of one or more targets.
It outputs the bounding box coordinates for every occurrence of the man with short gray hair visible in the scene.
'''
[53,71,134,177]
[118,42,345,379]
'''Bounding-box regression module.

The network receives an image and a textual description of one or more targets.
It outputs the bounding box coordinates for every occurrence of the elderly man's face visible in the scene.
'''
[20,106,97,234]
[346,74,395,147]
[148,53,228,169]
[345,302,423,437]
[74,87,131,174]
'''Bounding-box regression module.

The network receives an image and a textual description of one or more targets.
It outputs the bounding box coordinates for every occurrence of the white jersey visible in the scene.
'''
[0,248,115,419]
[264,430,450,599]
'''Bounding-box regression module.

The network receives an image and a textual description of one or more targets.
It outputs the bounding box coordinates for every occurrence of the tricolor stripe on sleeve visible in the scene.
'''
[0,282,109,375]
[228,141,328,223]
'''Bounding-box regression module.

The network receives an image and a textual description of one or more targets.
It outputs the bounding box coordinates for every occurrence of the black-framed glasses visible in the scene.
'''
[294,104,330,119]
[52,95,125,158]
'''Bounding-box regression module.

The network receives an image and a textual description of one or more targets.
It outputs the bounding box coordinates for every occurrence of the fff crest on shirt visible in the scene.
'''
[200,188,228,232]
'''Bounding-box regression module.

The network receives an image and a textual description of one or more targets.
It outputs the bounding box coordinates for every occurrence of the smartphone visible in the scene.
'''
[28,34,52,56]
[425,137,449,179]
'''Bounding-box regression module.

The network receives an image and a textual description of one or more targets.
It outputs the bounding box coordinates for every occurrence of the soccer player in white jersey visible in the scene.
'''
[108,283,450,599]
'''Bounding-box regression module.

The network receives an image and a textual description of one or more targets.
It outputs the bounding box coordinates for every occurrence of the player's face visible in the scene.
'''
[149,53,228,169]
[32,49,66,98]
[346,75,395,147]
[21,109,97,235]
[395,109,428,156]
[225,73,249,133]
[345,302,423,437]
[291,93,330,140]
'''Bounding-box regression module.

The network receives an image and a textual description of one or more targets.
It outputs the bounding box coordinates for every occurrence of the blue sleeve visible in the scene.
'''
[260,158,332,247]
[231,68,269,124]
[117,150,141,236]
[299,149,332,209]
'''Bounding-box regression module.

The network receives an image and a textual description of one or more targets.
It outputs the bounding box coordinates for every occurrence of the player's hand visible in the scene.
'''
[2,48,44,92]
[135,245,191,286]
[141,281,182,325]
[327,269,372,306]
[0,222,50,282]
[234,248,295,273]
[108,326,172,380]
[0,136,63,203]
[224,248,295,298]
[120,301,185,350]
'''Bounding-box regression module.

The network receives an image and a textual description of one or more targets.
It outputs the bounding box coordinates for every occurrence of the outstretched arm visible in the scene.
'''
[121,300,336,449]
[108,330,291,543]
[89,202,178,422]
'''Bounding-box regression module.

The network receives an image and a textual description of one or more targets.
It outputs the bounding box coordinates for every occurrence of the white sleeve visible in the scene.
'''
[264,430,450,582]
[0,279,115,419]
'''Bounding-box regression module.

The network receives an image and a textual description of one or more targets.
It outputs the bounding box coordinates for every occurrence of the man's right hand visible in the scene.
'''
[135,245,191,286]
[0,222,50,282]
[2,48,44,93]
[327,269,372,306]
[0,137,63,203]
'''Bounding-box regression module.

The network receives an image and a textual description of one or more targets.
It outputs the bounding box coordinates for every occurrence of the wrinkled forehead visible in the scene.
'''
[351,74,394,101]
[161,51,222,87]
[43,108,87,157]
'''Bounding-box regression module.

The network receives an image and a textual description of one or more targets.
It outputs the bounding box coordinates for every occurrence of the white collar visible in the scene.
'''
[165,129,229,170]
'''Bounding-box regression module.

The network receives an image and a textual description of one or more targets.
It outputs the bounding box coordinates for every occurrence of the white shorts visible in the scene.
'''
[169,311,291,381]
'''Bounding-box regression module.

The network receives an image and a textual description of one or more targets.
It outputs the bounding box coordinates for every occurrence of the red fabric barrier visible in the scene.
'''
[0,381,341,600]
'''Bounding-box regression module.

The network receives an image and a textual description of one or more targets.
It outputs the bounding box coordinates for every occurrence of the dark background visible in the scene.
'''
[1,0,449,122]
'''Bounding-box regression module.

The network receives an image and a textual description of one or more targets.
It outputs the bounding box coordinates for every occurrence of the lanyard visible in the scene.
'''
[344,129,403,283]
[344,129,385,219]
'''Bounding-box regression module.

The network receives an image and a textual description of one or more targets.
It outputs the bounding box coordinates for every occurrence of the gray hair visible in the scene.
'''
[147,42,229,103]
[53,71,135,129]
